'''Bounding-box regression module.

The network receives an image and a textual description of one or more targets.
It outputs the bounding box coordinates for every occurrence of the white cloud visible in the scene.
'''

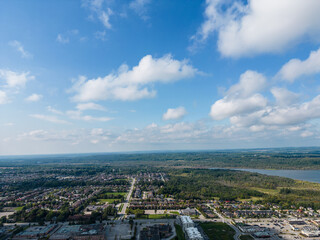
[99,8,113,29]
[271,87,299,106]
[47,106,63,115]
[7,119,320,155]
[0,69,34,88]
[25,93,42,102]
[82,0,114,29]
[56,30,80,44]
[56,34,69,44]
[210,70,267,120]
[261,95,320,126]
[9,40,32,58]
[193,0,320,57]
[30,114,70,124]
[76,102,106,111]
[66,110,112,122]
[130,0,151,19]
[277,47,320,82]
[70,54,198,102]
[46,105,110,122]
[0,90,8,104]
[210,68,320,131]
[301,131,313,138]
[163,106,187,120]
[210,95,267,121]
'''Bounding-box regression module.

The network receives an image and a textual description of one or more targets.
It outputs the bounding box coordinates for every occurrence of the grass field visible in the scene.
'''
[103,192,127,196]
[174,224,185,240]
[119,203,124,212]
[98,199,121,204]
[200,222,235,240]
[238,197,264,202]
[137,214,175,219]
[250,187,279,195]
[170,211,180,215]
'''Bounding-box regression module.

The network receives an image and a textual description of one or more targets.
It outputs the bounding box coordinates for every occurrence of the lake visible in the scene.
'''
[235,169,320,183]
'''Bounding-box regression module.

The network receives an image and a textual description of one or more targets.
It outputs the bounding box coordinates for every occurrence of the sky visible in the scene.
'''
[1,0,320,155]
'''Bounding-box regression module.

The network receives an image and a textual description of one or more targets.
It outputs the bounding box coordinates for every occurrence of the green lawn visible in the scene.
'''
[199,222,235,240]
[170,211,180,215]
[119,203,124,212]
[136,214,175,219]
[148,214,174,219]
[174,224,186,240]
[98,199,121,204]
[240,235,254,240]
[109,192,127,196]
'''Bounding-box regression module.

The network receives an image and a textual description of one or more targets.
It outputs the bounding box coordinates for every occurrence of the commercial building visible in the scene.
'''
[13,225,58,240]
[301,226,320,237]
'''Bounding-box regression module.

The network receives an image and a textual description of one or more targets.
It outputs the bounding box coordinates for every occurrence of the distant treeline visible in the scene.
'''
[159,169,294,201]
[160,169,320,209]
[2,147,320,169]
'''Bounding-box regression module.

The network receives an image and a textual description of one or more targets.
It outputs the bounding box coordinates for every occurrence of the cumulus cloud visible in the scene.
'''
[261,95,320,126]
[30,114,70,124]
[66,110,112,122]
[211,69,320,132]
[163,106,187,120]
[76,102,106,111]
[25,93,42,102]
[210,70,267,120]
[70,54,198,102]
[9,40,32,58]
[0,69,34,88]
[277,47,320,82]
[7,118,320,155]
[271,87,299,106]
[192,0,320,57]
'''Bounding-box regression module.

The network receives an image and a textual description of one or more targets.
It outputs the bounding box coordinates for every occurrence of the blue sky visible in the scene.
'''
[1,0,320,155]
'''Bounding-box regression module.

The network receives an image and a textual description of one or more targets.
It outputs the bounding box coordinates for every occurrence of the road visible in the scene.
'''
[160,173,165,182]
[119,177,136,216]
[205,204,242,240]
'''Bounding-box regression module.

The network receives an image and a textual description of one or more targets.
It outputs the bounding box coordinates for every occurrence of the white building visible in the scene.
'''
[180,215,194,230]
[185,227,203,240]
[301,227,320,237]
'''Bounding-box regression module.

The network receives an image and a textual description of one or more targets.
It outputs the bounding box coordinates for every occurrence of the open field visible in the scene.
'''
[97,199,121,204]
[199,222,235,240]
[137,214,175,219]
[240,235,254,240]
[174,224,185,240]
